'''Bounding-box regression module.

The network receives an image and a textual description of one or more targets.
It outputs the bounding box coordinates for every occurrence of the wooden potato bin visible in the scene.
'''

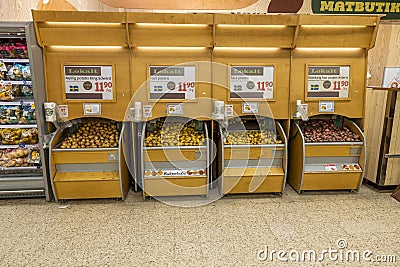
[218,117,287,194]
[49,119,129,201]
[212,14,294,194]
[287,15,380,193]
[140,117,209,197]
[32,11,131,200]
[126,13,213,197]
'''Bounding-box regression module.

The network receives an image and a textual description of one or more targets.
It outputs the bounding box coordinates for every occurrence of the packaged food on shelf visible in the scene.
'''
[0,39,28,59]
[20,128,38,144]
[0,102,36,124]
[0,127,38,145]
[7,63,31,81]
[57,121,120,149]
[144,119,205,147]
[300,119,361,143]
[0,146,38,168]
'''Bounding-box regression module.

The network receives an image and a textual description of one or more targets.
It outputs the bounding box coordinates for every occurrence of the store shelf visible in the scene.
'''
[0,101,34,105]
[0,58,29,63]
[0,80,32,85]
[0,144,37,149]
[0,124,37,128]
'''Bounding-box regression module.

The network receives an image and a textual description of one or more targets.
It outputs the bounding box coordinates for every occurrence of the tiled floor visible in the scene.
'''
[0,185,398,266]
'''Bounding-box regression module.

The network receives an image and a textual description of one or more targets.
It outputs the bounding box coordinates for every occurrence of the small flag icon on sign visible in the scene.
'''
[233,85,242,91]
[69,85,79,92]
[310,84,319,91]
[154,85,163,92]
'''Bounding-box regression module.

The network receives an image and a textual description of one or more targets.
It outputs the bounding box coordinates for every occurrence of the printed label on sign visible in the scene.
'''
[324,164,337,171]
[149,66,196,100]
[64,65,113,100]
[225,105,234,117]
[230,66,274,99]
[307,66,350,99]
[143,105,152,118]
[83,103,101,115]
[167,104,184,115]
[319,101,335,113]
[382,67,400,88]
[242,102,259,114]
[58,105,69,118]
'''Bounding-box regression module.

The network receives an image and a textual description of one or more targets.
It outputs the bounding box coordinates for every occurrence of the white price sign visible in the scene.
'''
[307,66,350,99]
[382,67,400,88]
[229,66,274,99]
[64,65,114,100]
[149,66,196,100]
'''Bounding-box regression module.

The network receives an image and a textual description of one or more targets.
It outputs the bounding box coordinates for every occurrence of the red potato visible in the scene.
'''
[300,120,361,143]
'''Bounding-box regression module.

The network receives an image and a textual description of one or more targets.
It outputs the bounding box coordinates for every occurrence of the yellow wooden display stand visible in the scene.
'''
[213,14,295,195]
[287,15,380,192]
[32,11,130,200]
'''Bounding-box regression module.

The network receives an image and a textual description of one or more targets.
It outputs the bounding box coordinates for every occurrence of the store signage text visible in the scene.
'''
[64,65,114,100]
[312,0,400,19]
[307,65,350,99]
[229,65,274,100]
[149,65,196,100]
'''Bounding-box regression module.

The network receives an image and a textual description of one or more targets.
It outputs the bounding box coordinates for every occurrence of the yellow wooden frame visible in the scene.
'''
[146,63,199,103]
[61,62,117,103]
[227,63,277,102]
[304,63,352,102]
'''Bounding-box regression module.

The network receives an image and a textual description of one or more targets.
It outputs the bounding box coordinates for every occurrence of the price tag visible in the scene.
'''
[143,105,152,118]
[230,66,274,99]
[324,164,337,171]
[319,101,335,112]
[149,66,196,100]
[64,65,114,100]
[225,105,234,117]
[83,103,101,115]
[167,104,183,115]
[58,105,69,118]
[242,102,259,114]
[307,66,350,99]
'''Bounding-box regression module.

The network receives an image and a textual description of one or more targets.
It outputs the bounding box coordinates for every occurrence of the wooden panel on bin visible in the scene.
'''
[131,50,212,119]
[305,145,362,157]
[144,149,201,162]
[298,15,378,26]
[224,147,284,160]
[44,49,130,121]
[130,26,212,47]
[224,167,284,177]
[54,172,121,199]
[287,124,304,192]
[301,172,362,191]
[214,14,298,26]
[52,150,117,164]
[223,175,284,194]
[119,146,130,199]
[213,49,290,119]
[32,10,125,23]
[38,26,127,46]
[126,12,213,24]
[290,49,366,119]
[296,27,374,48]
[144,177,207,196]
[215,27,295,48]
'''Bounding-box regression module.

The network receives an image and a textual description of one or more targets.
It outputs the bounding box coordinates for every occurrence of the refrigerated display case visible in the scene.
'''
[0,22,49,199]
